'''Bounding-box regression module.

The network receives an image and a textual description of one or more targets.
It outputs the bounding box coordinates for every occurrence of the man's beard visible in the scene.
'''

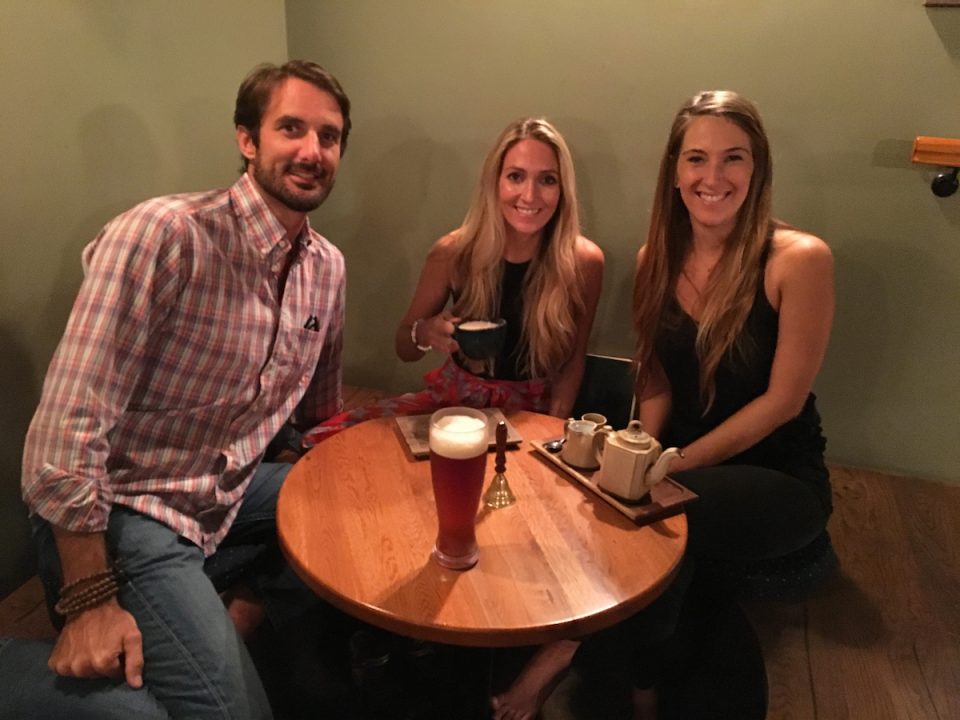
[252,160,334,213]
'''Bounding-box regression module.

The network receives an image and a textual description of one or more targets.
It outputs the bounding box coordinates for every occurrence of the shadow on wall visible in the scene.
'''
[0,326,40,596]
[818,239,889,443]
[336,116,477,393]
[935,186,960,226]
[43,104,165,339]
[79,104,161,214]
[43,102,163,360]
[24,106,162,373]
[821,234,955,472]
[555,115,638,358]
[2,105,163,595]
[175,96,240,192]
[926,6,960,64]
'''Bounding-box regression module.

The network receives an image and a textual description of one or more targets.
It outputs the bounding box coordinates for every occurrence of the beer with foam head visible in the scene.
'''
[428,407,489,569]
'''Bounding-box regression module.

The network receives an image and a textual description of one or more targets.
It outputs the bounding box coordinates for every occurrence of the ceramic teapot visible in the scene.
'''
[592,420,681,501]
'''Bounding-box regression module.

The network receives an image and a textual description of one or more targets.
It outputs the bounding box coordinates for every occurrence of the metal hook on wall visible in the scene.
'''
[931,168,959,198]
[912,136,960,199]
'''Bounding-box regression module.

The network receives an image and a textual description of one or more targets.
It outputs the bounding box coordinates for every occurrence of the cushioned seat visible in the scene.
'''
[570,354,636,429]
[701,530,838,601]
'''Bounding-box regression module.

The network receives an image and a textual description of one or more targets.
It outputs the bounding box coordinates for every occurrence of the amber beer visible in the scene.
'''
[428,407,489,569]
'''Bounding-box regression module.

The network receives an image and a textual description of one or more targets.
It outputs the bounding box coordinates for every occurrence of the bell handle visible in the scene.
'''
[495,421,507,473]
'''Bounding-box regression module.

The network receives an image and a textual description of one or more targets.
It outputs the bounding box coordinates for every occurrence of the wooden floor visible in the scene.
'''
[2,388,957,719]
[748,465,960,720]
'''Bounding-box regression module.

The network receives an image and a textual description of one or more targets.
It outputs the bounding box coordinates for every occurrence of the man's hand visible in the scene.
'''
[49,598,144,688]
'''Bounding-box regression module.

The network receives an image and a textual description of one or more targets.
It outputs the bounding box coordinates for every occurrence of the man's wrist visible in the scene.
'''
[55,563,125,619]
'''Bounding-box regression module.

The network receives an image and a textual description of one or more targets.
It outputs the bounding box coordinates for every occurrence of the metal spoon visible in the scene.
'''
[543,437,565,453]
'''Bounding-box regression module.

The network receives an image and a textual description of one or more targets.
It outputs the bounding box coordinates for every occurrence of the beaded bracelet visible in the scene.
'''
[54,564,125,618]
[58,567,116,597]
[410,319,432,352]
[55,579,118,617]
[59,574,117,604]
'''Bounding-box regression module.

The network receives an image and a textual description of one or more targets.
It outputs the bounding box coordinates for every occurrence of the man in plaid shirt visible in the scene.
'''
[7,60,351,719]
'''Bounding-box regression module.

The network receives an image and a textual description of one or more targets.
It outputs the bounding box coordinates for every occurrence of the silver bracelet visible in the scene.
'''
[410,319,432,352]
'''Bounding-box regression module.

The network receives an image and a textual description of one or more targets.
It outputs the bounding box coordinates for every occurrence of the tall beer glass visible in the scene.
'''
[428,407,489,569]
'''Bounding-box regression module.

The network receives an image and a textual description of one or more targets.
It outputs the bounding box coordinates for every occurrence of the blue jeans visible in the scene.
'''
[0,462,313,720]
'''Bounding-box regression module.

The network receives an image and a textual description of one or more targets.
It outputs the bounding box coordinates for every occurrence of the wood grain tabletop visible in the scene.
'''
[277,411,687,647]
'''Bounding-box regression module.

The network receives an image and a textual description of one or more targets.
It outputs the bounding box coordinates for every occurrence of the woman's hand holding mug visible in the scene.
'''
[415,312,461,353]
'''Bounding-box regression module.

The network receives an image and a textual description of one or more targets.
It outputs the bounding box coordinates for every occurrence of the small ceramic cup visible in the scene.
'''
[580,412,607,427]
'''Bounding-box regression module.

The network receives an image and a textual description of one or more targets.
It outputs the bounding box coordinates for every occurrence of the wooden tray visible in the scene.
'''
[395,408,522,459]
[531,440,697,526]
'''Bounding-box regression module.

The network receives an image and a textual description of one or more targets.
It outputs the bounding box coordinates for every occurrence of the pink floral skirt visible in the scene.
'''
[303,358,549,446]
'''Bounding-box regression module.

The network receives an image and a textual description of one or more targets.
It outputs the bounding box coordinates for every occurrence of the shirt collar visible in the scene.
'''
[230,173,314,257]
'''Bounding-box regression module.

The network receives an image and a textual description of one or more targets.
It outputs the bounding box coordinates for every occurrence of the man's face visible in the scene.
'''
[237,77,344,220]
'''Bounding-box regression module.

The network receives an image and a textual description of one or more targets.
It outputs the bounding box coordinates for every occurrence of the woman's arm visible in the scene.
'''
[671,230,834,472]
[548,237,605,417]
[637,356,672,439]
[395,233,461,361]
[634,245,673,437]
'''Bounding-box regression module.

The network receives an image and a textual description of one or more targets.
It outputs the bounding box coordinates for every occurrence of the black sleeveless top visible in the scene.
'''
[452,259,531,381]
[655,278,832,512]
[493,259,530,380]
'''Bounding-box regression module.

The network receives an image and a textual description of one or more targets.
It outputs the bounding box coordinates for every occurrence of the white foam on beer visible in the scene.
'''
[429,414,488,458]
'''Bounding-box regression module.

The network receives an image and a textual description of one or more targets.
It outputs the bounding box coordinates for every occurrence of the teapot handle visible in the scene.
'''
[592,426,613,464]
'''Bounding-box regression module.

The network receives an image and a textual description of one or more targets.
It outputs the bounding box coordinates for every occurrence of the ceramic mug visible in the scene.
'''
[580,412,607,427]
[453,319,507,360]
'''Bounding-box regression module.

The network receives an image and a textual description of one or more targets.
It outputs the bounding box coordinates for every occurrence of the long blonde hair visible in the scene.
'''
[452,118,584,378]
[633,91,774,410]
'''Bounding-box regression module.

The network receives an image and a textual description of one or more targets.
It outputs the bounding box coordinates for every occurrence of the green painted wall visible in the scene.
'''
[0,0,288,595]
[285,0,960,482]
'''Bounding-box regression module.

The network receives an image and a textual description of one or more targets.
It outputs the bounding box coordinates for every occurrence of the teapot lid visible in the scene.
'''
[617,420,653,448]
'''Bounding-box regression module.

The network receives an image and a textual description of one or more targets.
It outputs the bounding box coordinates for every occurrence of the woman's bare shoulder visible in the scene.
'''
[635,242,652,271]
[425,229,463,263]
[430,229,462,252]
[768,225,834,296]
[575,235,605,266]
[771,225,832,263]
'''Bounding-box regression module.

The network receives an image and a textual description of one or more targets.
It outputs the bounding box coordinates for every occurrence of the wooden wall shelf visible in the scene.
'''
[911,136,960,167]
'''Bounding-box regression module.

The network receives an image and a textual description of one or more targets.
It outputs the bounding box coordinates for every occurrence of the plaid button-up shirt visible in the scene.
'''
[22,174,344,554]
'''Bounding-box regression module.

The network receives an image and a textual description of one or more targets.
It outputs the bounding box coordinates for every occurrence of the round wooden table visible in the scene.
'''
[277,411,687,647]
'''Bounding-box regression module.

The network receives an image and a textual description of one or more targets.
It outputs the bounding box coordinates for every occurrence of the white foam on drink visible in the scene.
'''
[458,320,498,331]
[429,414,488,459]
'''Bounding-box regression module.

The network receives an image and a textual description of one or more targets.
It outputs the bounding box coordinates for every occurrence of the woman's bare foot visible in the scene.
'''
[222,585,266,640]
[631,686,658,720]
[491,639,580,720]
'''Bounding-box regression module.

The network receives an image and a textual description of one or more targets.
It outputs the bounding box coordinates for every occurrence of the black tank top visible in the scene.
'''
[451,260,531,380]
[493,259,529,380]
[655,276,832,512]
